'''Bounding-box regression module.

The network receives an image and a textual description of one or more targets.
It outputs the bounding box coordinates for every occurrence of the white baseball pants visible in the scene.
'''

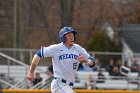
[51,78,75,93]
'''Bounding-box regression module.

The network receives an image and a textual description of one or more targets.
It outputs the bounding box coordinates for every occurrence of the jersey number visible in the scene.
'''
[73,63,77,70]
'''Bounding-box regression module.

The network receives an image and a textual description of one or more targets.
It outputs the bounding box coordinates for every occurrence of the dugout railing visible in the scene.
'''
[0,52,29,89]
[0,52,46,89]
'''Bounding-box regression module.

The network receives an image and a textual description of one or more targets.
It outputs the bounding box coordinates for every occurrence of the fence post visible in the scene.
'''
[7,59,10,83]
[29,50,33,65]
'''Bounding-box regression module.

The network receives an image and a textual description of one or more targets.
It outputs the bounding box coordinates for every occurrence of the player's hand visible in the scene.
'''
[27,72,34,84]
[77,54,88,63]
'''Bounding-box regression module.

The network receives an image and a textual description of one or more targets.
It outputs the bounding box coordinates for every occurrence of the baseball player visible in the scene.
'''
[27,27,95,93]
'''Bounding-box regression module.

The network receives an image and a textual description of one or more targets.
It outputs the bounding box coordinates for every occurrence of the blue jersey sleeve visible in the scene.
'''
[35,50,42,58]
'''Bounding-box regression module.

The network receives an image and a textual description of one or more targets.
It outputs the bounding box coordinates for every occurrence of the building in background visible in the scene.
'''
[122,24,140,67]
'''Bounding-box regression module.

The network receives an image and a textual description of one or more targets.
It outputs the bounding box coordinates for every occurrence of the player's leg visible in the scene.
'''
[51,79,75,93]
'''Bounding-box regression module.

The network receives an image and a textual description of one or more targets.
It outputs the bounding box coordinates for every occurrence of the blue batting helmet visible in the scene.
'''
[59,26,76,42]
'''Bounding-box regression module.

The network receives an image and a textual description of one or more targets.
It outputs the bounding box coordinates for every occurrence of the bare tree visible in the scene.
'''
[59,0,75,27]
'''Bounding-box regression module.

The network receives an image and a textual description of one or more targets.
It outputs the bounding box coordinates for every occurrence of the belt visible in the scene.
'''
[54,77,74,86]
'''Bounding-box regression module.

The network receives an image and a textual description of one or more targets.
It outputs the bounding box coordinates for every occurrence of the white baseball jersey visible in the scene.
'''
[41,42,90,83]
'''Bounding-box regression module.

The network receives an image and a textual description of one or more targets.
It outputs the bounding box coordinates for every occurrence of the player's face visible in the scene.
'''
[65,32,75,47]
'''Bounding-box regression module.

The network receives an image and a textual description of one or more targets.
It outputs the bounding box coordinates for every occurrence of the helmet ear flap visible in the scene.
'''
[61,35,66,43]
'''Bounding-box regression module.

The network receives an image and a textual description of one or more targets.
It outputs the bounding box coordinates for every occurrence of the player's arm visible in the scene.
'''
[85,56,95,68]
[77,45,95,68]
[27,50,41,83]
[78,54,95,68]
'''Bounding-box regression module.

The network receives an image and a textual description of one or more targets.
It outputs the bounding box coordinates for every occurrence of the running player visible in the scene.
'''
[27,26,95,93]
